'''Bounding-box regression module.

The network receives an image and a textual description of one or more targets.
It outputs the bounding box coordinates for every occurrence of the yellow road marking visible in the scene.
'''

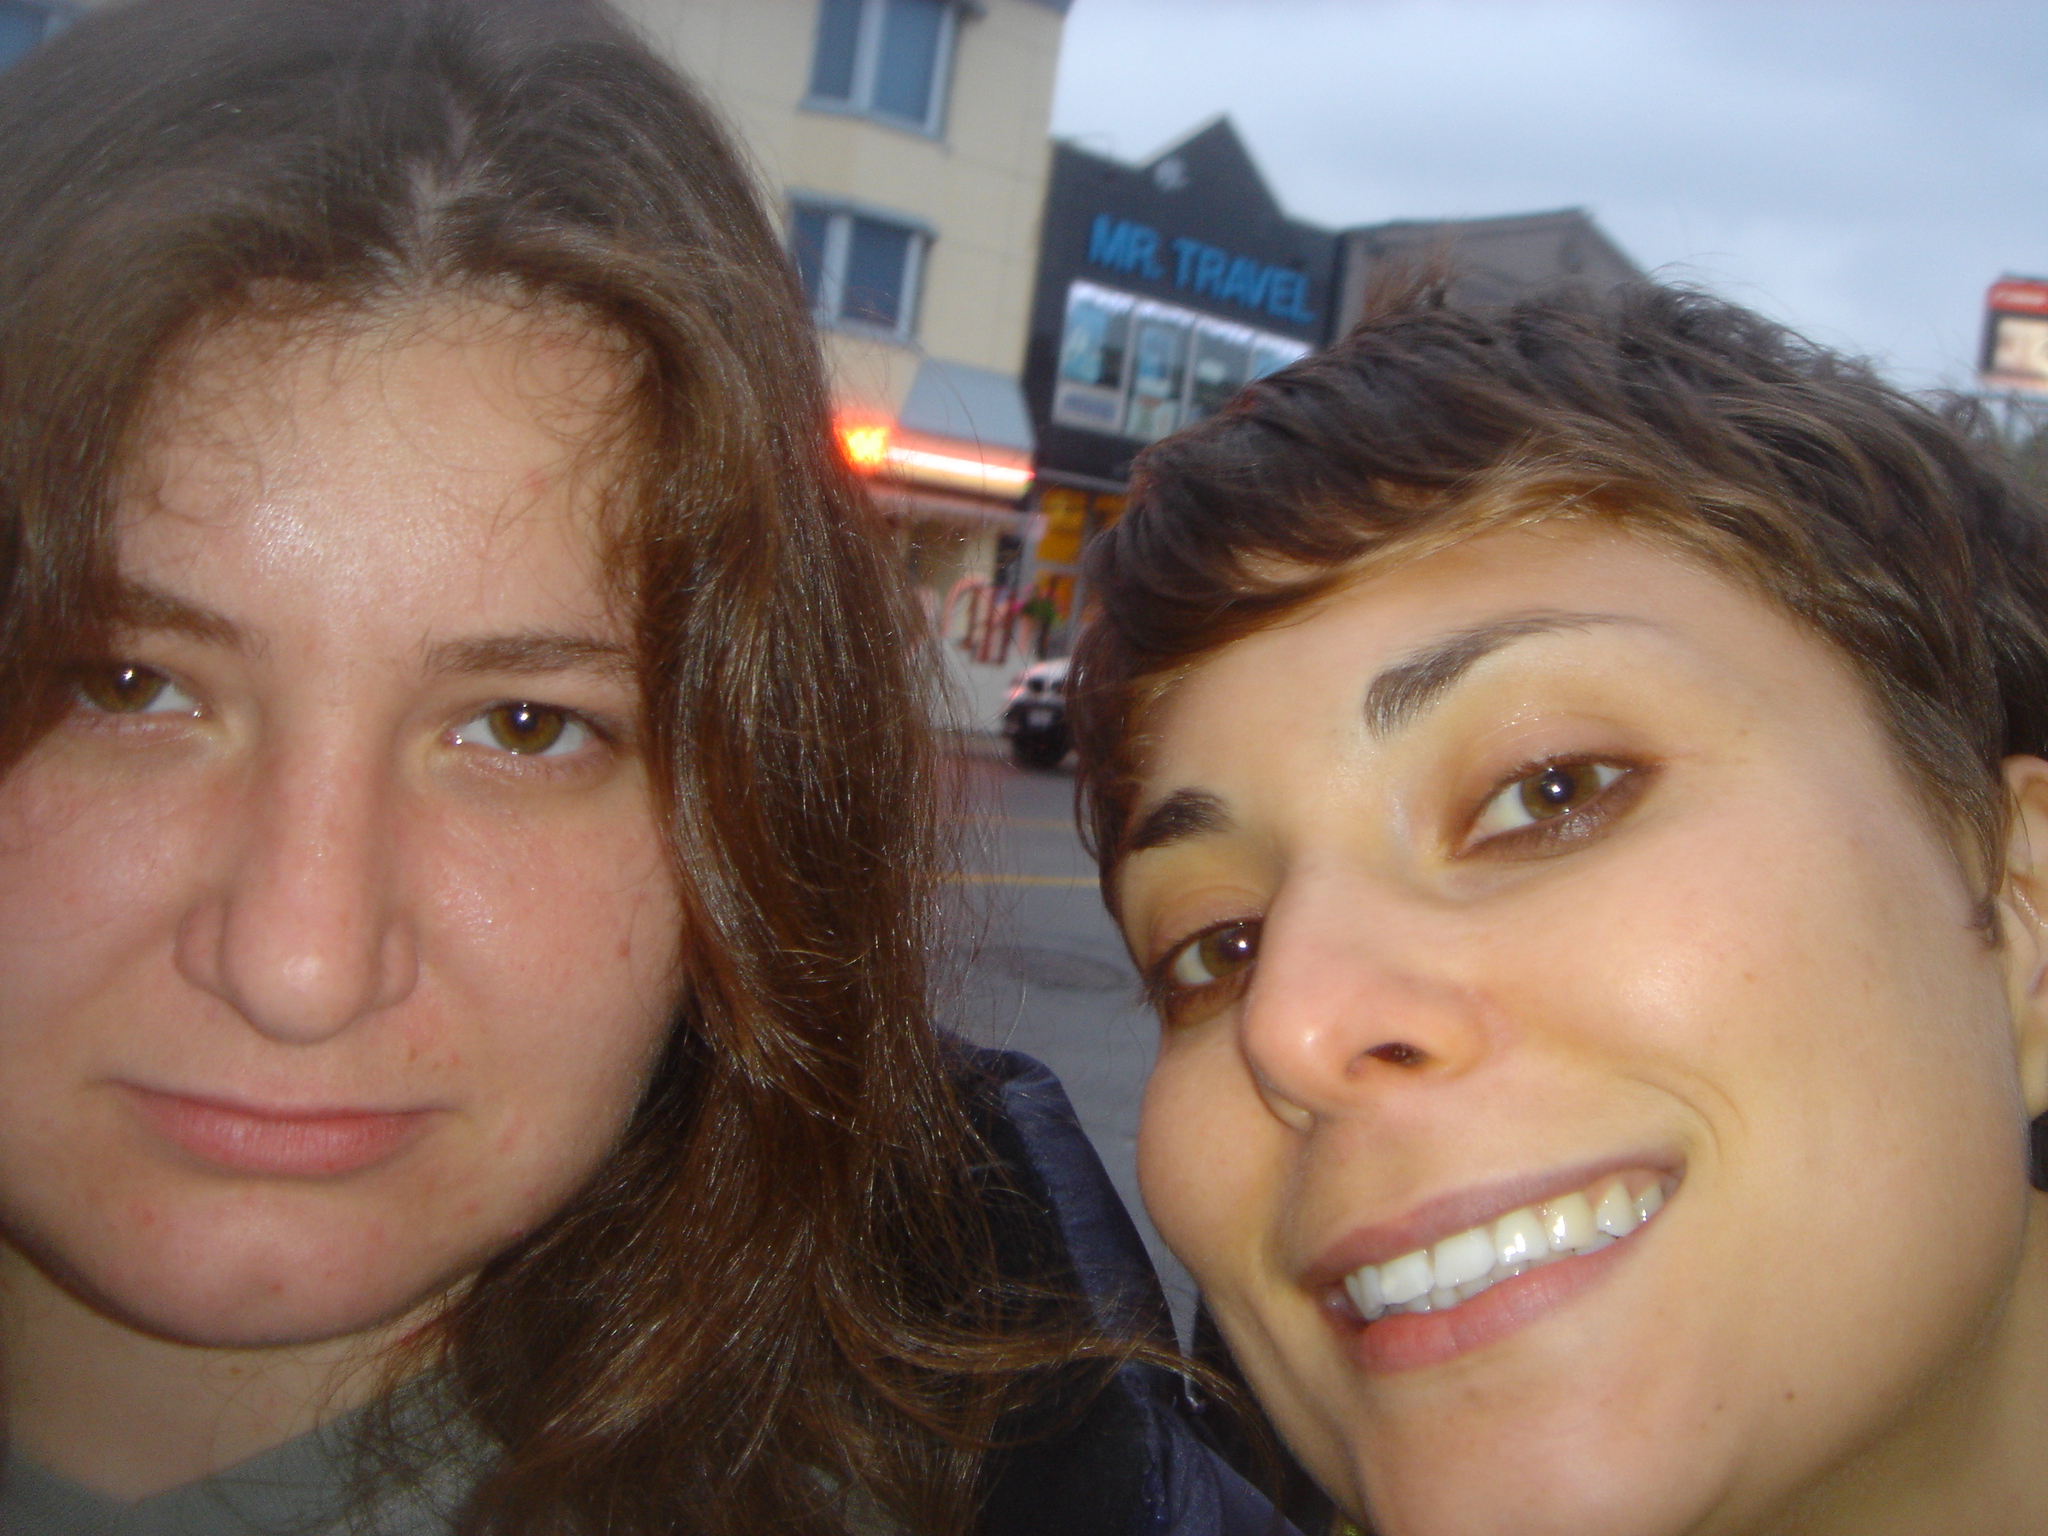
[948,815,1081,831]
[951,873,1098,887]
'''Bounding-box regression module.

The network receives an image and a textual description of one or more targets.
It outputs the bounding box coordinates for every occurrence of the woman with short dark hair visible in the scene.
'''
[1073,281,2048,1535]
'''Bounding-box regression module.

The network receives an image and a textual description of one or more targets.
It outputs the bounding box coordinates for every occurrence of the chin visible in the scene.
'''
[1284,1330,1748,1536]
[1355,1430,1727,1536]
[10,1192,488,1351]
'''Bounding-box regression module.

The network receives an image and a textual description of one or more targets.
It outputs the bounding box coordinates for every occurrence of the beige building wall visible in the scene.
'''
[615,0,1064,424]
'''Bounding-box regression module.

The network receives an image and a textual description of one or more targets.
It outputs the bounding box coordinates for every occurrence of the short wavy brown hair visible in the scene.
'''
[1072,282,2048,917]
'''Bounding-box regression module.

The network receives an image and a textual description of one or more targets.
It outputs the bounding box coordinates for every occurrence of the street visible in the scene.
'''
[942,744,1197,1335]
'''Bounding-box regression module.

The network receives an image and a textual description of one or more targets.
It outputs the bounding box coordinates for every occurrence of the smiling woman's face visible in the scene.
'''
[1118,523,2048,1536]
[0,304,681,1354]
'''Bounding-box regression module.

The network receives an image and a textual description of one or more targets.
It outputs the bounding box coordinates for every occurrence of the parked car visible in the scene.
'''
[1001,656,1069,769]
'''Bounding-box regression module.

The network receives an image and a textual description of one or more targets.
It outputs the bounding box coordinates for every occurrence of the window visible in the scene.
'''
[792,201,928,340]
[0,0,57,71]
[1051,280,1311,443]
[806,0,958,136]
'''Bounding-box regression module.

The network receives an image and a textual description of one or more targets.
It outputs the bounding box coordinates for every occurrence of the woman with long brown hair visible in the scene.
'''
[0,2,1289,1532]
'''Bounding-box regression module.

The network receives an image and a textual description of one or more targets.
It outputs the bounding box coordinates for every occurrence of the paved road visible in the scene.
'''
[941,743,1198,1336]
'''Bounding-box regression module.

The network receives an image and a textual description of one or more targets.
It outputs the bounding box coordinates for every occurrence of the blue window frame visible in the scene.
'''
[790,200,927,341]
[805,0,957,137]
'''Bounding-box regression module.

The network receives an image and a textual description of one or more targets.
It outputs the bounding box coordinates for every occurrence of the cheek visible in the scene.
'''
[1137,1028,1277,1285]
[419,798,682,1138]
[0,757,220,1038]
[1598,791,2016,1127]
[1528,785,2031,1430]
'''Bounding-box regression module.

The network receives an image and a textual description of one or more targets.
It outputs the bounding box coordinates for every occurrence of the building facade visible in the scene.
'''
[1019,118,1338,628]
[617,0,1069,616]
[1017,130,1640,640]
[1335,207,1640,330]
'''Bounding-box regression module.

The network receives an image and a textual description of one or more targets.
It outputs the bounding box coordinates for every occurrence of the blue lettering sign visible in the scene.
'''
[1087,214,1165,281]
[1092,215,1318,326]
[1269,269,1318,326]
[1221,255,1270,310]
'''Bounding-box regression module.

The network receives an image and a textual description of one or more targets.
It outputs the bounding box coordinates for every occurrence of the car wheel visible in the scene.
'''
[1010,725,1069,770]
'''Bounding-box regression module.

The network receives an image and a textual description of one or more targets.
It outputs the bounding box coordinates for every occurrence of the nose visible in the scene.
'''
[1238,882,1493,1128]
[176,737,419,1045]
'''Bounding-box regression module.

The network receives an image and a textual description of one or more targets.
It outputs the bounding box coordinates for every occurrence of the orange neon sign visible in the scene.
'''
[838,423,890,470]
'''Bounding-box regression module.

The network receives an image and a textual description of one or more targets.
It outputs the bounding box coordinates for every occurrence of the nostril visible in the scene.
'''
[1366,1041,1426,1067]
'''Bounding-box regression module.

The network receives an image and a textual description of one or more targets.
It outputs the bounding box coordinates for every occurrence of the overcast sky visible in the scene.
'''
[1048,0,2047,393]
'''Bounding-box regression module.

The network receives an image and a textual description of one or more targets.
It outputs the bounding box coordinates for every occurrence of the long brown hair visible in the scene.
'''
[0,2,1104,1530]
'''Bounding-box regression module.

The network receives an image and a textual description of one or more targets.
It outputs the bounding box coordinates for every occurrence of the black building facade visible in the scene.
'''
[1016,119,1640,632]
[1020,117,1336,592]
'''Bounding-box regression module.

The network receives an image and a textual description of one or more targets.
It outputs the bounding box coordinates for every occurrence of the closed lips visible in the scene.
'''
[1344,1173,1672,1322]
[124,1086,431,1176]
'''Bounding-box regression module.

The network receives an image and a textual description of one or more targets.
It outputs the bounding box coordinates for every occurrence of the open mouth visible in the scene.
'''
[1343,1170,1674,1323]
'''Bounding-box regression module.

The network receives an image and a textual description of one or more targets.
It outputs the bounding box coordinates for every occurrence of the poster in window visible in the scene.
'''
[1187,321,1253,421]
[1052,282,1132,433]
[1124,313,1189,442]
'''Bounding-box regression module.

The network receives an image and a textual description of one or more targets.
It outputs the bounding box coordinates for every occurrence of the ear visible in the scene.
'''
[1997,755,2048,1120]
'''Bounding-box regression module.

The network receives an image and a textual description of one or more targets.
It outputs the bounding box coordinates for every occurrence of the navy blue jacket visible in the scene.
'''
[968,1049,1307,1536]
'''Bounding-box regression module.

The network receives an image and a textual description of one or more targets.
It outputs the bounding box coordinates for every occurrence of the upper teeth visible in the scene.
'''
[1343,1175,1667,1322]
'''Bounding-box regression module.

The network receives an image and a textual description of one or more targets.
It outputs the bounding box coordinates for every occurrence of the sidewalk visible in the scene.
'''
[937,641,1028,739]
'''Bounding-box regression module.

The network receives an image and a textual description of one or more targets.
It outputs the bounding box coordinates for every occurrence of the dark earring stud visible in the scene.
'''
[2032,1112,2048,1193]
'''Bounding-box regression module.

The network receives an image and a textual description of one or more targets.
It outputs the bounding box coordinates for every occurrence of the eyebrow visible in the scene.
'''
[113,580,632,679]
[1363,609,1639,738]
[1115,608,1645,864]
[1124,788,1231,858]
[422,632,634,679]
[112,580,243,648]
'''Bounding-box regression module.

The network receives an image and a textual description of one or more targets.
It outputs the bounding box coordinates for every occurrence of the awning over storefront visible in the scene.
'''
[864,482,1037,533]
[837,357,1035,509]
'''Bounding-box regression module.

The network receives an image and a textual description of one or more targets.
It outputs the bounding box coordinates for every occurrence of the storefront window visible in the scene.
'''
[1188,322,1254,420]
[1058,285,1130,390]
[1124,312,1189,442]
[1250,335,1304,381]
[1050,281,1134,435]
[1052,279,1309,442]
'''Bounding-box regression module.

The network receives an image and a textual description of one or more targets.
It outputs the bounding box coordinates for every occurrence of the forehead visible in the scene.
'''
[119,303,634,636]
[1132,522,1865,800]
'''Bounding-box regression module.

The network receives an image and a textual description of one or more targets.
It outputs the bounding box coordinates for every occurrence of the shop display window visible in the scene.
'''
[1051,279,1310,443]
[1124,314,1189,442]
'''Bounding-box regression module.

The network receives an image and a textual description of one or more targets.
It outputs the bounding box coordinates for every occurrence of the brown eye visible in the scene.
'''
[452,702,594,759]
[1518,764,1607,820]
[1471,760,1626,842]
[77,663,189,715]
[486,703,565,754]
[1169,919,1260,989]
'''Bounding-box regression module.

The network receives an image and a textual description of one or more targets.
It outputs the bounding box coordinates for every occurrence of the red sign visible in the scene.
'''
[1981,277,2048,392]
[1989,277,2048,315]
